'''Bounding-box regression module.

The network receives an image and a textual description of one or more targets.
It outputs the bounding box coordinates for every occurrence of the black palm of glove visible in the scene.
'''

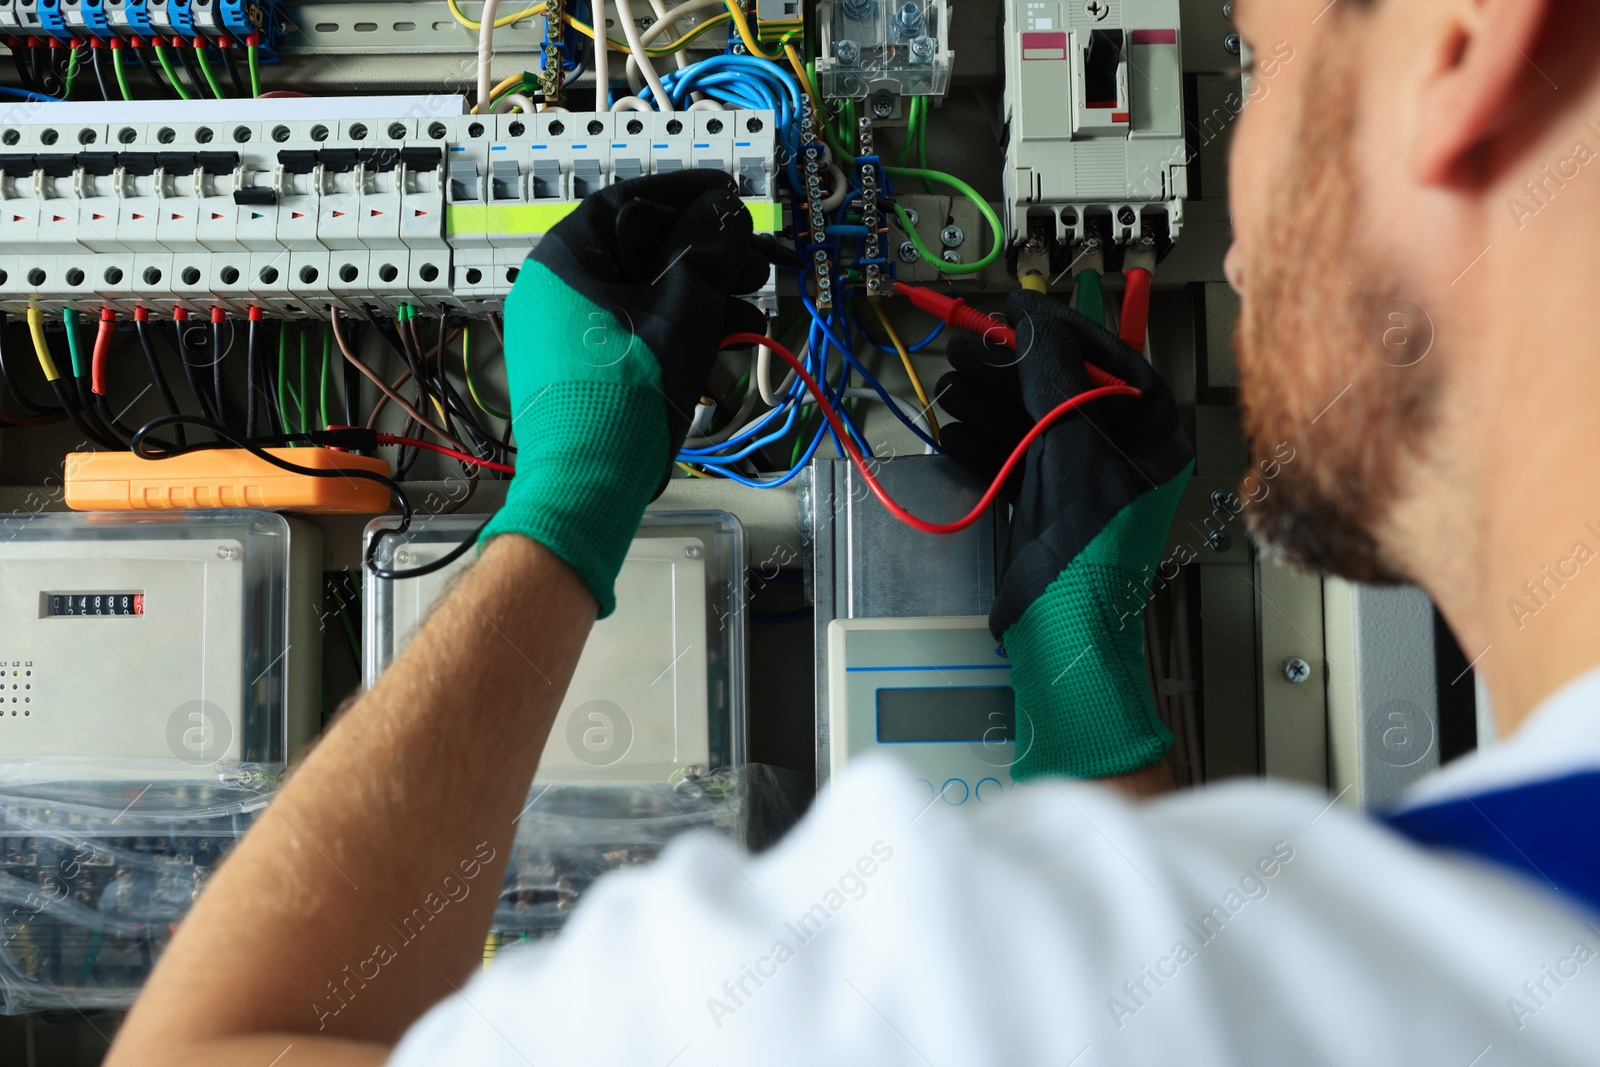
[936,290,1194,780]
[481,171,770,619]
[529,168,772,455]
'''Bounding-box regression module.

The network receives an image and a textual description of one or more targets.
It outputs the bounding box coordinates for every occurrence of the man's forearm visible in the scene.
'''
[117,536,596,1062]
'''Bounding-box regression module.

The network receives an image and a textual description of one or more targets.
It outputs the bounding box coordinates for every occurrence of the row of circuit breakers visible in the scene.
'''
[0,104,780,314]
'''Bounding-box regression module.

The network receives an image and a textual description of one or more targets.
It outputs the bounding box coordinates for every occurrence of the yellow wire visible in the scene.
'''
[1020,273,1048,293]
[677,462,714,479]
[784,42,816,101]
[446,0,546,31]
[470,71,526,114]
[722,0,785,59]
[26,308,59,382]
[870,302,940,445]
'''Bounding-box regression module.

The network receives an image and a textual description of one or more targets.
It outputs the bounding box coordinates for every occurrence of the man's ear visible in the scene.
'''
[1411,0,1555,187]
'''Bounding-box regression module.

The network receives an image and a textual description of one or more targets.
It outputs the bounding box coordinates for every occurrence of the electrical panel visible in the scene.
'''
[1001,0,1187,247]
[815,0,953,100]
[0,510,321,779]
[0,101,779,316]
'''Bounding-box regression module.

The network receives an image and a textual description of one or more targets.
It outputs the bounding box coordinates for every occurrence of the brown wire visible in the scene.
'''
[330,307,458,445]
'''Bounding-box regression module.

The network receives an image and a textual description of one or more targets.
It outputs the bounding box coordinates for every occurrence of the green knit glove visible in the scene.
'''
[482,172,768,616]
[937,291,1194,779]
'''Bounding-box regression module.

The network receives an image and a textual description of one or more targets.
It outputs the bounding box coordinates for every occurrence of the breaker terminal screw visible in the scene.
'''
[893,1,924,37]
[835,39,860,65]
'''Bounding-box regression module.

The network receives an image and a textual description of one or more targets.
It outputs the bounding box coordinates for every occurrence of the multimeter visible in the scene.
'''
[827,617,1025,806]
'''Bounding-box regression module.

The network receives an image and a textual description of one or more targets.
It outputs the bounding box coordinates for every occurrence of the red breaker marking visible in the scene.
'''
[1021,31,1067,60]
[1131,29,1178,45]
[133,593,145,615]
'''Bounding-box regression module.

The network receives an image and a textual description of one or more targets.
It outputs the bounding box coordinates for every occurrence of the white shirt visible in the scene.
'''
[390,668,1600,1066]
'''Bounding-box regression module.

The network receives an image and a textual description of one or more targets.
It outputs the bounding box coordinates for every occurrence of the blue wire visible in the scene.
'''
[861,316,946,354]
[804,293,941,454]
[0,86,64,102]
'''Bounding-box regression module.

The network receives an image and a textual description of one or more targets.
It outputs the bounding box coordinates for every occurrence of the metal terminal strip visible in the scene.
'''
[855,116,884,298]
[797,93,834,311]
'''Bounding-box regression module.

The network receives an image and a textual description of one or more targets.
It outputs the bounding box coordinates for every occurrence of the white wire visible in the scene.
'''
[610,95,654,111]
[613,0,672,112]
[687,97,726,111]
[646,0,691,73]
[492,92,538,114]
[819,163,848,211]
[476,0,500,120]
[640,0,725,43]
[592,0,608,109]
[840,389,936,454]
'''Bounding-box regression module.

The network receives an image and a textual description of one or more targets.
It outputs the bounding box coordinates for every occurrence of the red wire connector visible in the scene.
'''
[248,305,263,323]
[894,281,1125,390]
[894,281,1016,348]
[1120,267,1152,352]
[91,307,116,396]
[210,305,226,325]
[133,306,150,323]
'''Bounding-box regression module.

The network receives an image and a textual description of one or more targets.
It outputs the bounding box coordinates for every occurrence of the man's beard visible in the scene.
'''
[1233,49,1441,585]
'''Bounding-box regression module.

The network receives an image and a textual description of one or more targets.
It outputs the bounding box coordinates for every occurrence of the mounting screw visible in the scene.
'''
[1282,658,1312,685]
[215,546,237,560]
[683,545,701,559]
[870,94,895,118]
[395,549,413,565]
[1224,33,1242,56]
[732,42,748,55]
[1210,489,1241,514]
[940,224,964,248]
[898,241,918,263]
[1083,0,1109,21]
[1206,529,1232,553]
[1222,1,1233,19]
[909,35,935,63]
[835,38,860,65]
[901,207,919,225]
[940,249,961,265]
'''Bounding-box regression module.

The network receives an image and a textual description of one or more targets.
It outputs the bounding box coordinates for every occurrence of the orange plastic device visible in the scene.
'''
[64,448,394,514]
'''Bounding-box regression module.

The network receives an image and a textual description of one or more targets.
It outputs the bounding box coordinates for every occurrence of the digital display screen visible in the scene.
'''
[48,593,144,617]
[876,686,1015,744]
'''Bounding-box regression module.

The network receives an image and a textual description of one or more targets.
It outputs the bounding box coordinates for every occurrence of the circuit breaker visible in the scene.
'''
[1001,0,1188,246]
[364,512,746,784]
[0,511,321,779]
[0,100,780,316]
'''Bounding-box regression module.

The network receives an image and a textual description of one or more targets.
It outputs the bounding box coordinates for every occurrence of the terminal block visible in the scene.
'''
[1000,0,1187,248]
[815,0,953,100]
[0,103,780,317]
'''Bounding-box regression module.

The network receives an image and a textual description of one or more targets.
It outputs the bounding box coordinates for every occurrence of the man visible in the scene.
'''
[115,0,1600,1062]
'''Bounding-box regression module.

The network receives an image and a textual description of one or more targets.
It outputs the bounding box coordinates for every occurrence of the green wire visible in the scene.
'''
[153,44,194,101]
[76,927,104,984]
[885,166,1003,276]
[896,95,921,167]
[1076,269,1106,328]
[297,328,309,434]
[462,325,512,420]
[63,46,79,101]
[111,46,132,101]
[915,98,932,192]
[192,44,226,100]
[319,323,332,432]
[276,325,290,437]
[247,42,261,97]
[62,309,84,378]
